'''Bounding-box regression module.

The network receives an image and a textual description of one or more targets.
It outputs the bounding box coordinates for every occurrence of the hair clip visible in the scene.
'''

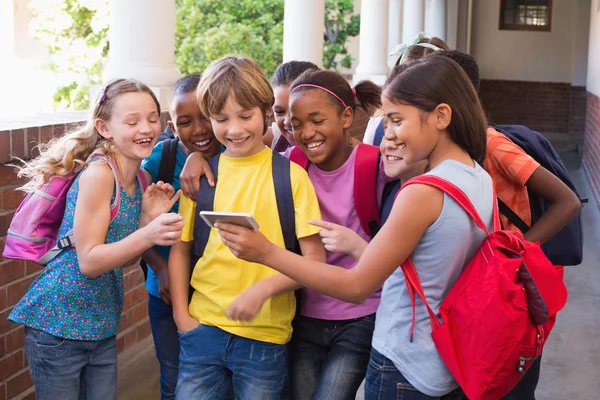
[389,32,442,64]
[97,84,109,105]
[351,87,357,97]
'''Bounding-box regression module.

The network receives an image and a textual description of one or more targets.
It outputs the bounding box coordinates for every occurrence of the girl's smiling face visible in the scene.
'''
[272,85,295,146]
[289,89,353,171]
[381,92,442,167]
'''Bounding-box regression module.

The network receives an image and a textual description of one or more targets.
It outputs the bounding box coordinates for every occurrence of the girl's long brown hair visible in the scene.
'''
[383,56,487,164]
[18,79,160,192]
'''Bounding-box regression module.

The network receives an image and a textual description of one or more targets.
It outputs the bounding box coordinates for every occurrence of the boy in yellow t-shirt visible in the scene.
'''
[168,56,325,400]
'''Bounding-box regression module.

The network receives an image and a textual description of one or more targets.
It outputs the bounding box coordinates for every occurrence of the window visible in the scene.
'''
[499,0,552,31]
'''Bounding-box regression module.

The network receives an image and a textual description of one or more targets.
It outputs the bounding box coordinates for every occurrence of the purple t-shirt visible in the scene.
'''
[286,146,387,320]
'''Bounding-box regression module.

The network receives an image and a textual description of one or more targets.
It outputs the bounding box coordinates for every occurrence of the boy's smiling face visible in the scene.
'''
[169,92,221,158]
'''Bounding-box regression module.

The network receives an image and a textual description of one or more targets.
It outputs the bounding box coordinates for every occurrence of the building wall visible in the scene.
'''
[583,0,600,209]
[472,0,590,136]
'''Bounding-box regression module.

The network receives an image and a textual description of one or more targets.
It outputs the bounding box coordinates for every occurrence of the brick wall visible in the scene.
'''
[0,115,167,399]
[479,80,587,137]
[583,91,600,209]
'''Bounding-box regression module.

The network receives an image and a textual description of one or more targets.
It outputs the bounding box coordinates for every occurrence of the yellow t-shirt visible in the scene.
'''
[179,147,321,344]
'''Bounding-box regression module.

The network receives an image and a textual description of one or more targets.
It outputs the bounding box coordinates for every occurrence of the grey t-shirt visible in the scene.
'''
[372,160,494,396]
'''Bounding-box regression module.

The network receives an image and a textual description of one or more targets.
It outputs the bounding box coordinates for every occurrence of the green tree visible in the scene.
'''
[30,0,359,109]
[175,0,284,78]
[323,0,360,70]
[30,0,110,110]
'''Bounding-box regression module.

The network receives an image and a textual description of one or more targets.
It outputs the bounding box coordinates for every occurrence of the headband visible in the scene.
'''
[292,84,350,109]
[389,32,443,64]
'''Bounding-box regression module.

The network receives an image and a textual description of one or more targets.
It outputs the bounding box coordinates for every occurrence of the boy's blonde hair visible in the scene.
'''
[17,79,160,192]
[197,56,274,125]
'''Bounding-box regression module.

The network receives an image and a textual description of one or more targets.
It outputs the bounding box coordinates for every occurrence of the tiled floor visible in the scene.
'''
[118,168,600,400]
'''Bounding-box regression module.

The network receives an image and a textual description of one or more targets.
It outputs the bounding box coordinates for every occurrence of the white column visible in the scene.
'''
[354,0,390,85]
[388,0,404,68]
[402,0,425,43]
[283,0,325,67]
[101,0,181,108]
[446,0,460,49]
[425,0,447,40]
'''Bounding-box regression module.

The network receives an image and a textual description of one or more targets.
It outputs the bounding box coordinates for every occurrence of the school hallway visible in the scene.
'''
[117,166,600,400]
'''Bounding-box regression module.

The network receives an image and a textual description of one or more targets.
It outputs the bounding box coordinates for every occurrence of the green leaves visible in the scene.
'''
[323,0,360,70]
[31,0,359,109]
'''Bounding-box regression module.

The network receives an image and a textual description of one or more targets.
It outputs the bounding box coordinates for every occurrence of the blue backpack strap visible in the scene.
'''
[271,151,298,253]
[192,154,220,264]
[373,118,385,147]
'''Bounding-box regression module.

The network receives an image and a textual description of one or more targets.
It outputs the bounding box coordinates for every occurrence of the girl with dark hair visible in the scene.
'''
[216,55,494,399]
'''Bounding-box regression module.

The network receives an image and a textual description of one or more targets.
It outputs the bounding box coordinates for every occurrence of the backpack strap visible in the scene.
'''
[289,146,310,170]
[373,118,385,147]
[398,175,500,341]
[192,153,220,264]
[497,198,531,233]
[272,152,298,253]
[37,155,130,265]
[157,138,179,185]
[354,144,381,237]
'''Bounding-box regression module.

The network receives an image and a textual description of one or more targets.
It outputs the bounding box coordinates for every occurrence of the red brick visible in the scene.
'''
[1,188,25,210]
[20,390,35,400]
[123,285,148,311]
[117,314,128,332]
[0,287,6,311]
[0,332,5,359]
[10,129,26,160]
[6,368,32,398]
[0,131,10,163]
[25,261,44,275]
[116,334,125,353]
[126,303,148,326]
[0,350,23,380]
[0,307,16,334]
[40,125,54,144]
[135,318,151,341]
[123,268,144,292]
[5,326,24,353]
[0,237,4,261]
[26,128,40,159]
[0,211,15,237]
[0,260,25,285]
[0,165,20,187]
[7,275,39,307]
[52,124,66,138]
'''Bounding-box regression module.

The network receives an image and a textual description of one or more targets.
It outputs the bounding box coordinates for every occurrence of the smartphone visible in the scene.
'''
[199,211,260,230]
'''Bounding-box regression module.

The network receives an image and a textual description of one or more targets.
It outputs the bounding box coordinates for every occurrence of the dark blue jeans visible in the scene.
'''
[289,313,375,400]
[177,324,287,400]
[148,294,180,400]
[24,327,117,400]
[365,348,465,400]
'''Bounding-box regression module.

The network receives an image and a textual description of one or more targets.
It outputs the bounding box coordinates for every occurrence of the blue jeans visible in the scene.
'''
[289,313,375,400]
[148,294,180,400]
[24,327,117,400]
[365,348,465,400]
[176,324,287,400]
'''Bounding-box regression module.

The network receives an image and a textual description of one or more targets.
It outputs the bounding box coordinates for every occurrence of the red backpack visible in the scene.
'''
[289,143,382,237]
[399,175,567,400]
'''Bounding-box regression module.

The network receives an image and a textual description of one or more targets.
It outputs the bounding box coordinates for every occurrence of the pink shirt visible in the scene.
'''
[287,146,387,320]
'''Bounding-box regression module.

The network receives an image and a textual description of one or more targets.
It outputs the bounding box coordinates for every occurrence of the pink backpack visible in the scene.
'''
[3,154,148,265]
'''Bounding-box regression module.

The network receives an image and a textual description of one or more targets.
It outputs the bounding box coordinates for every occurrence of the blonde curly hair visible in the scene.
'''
[17,78,160,192]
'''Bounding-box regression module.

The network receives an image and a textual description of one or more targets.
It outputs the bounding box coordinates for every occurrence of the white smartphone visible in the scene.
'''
[199,211,260,230]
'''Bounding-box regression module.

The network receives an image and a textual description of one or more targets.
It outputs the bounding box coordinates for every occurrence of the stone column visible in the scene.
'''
[402,0,425,43]
[283,0,326,67]
[101,0,181,108]
[425,0,447,40]
[388,0,404,68]
[354,0,390,85]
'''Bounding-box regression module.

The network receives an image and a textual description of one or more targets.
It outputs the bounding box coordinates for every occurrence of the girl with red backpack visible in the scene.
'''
[8,79,183,400]
[216,56,494,399]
